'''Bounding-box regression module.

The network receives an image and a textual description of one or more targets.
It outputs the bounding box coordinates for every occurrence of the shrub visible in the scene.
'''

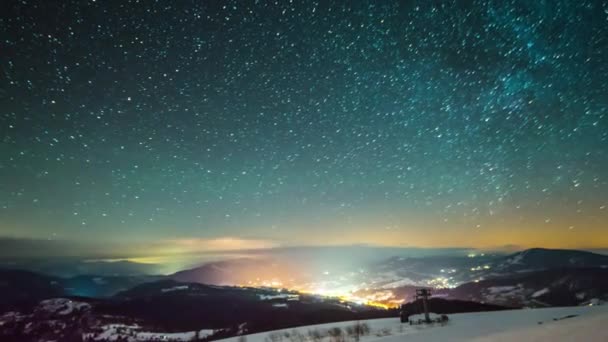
[346,322,370,341]
[307,329,324,342]
[375,327,392,337]
[328,327,344,342]
[267,332,283,342]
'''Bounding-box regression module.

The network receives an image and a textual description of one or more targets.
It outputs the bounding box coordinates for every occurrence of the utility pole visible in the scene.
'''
[415,288,432,323]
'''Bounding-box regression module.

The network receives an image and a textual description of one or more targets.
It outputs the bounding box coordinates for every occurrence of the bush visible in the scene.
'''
[307,329,324,342]
[267,332,283,342]
[346,322,370,340]
[375,327,392,337]
[355,322,370,336]
[328,327,344,342]
[288,330,306,342]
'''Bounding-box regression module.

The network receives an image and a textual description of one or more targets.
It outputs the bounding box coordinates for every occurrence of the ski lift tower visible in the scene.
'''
[415,288,432,323]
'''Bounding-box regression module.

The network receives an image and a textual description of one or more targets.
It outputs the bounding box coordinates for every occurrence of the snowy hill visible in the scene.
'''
[217,305,608,342]
[447,267,608,307]
[495,248,608,273]
[373,248,608,287]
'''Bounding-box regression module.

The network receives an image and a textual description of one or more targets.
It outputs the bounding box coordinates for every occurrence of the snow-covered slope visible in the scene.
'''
[471,312,608,341]
[84,324,214,341]
[218,305,608,342]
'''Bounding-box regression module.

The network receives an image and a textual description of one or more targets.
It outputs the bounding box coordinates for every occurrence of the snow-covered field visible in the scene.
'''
[218,305,608,342]
[37,298,91,315]
[84,324,215,341]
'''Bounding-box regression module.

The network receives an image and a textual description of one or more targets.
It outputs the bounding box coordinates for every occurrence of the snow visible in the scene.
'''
[136,330,199,341]
[85,324,215,341]
[258,293,299,300]
[0,312,23,326]
[217,306,608,342]
[38,298,91,315]
[486,286,518,294]
[86,324,141,341]
[581,298,603,306]
[161,285,190,293]
[507,253,525,265]
[532,288,550,298]
[93,277,107,285]
[483,285,526,303]
[470,311,608,341]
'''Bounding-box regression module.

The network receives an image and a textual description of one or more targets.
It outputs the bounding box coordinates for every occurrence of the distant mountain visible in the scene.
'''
[0,270,66,313]
[0,258,160,278]
[170,258,296,286]
[368,248,608,291]
[445,267,608,307]
[113,278,266,299]
[62,274,164,297]
[0,269,163,314]
[380,249,608,308]
[493,248,608,273]
[369,253,505,288]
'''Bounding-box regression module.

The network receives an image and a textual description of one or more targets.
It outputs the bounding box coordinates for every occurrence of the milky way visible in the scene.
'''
[1,1,607,252]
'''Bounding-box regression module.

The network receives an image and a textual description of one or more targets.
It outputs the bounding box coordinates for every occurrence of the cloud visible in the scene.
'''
[0,237,91,258]
[0,236,281,259]
[163,237,280,252]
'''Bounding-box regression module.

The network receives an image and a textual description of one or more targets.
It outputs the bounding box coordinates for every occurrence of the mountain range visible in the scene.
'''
[1,247,607,340]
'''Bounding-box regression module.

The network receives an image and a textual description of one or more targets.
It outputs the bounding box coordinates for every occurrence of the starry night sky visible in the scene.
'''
[1,0,607,258]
